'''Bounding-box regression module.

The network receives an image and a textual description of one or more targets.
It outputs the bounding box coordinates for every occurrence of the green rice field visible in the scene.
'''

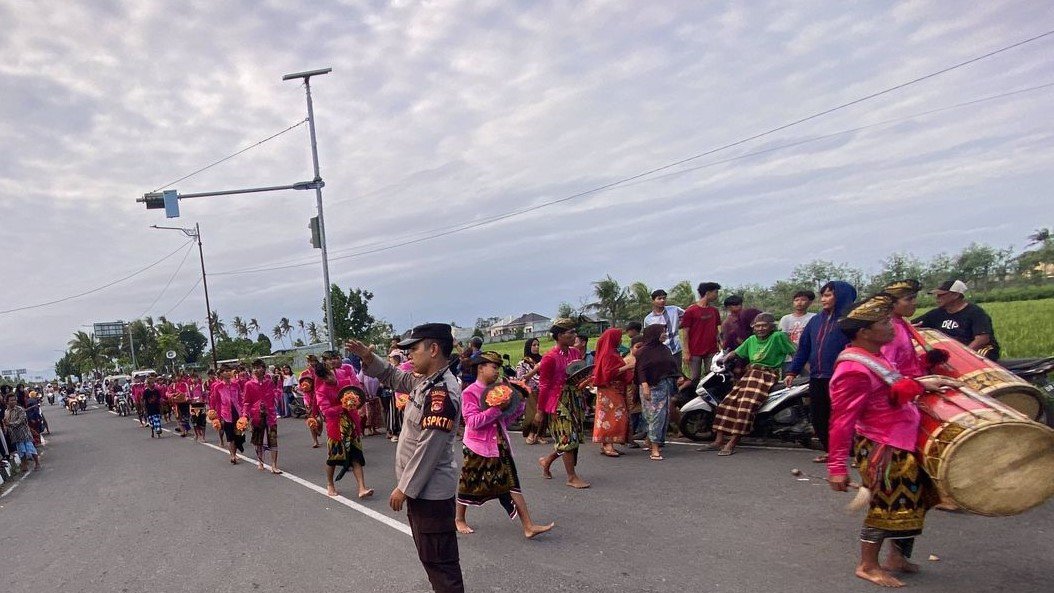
[480,299,1054,362]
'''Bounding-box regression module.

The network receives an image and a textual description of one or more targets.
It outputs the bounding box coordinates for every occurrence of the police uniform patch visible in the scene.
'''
[421,384,456,432]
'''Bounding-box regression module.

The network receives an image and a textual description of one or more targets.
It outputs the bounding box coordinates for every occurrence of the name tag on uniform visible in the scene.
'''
[420,384,455,432]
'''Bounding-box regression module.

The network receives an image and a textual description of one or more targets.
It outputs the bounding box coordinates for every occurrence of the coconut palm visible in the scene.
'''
[273,324,284,346]
[668,280,695,308]
[210,311,228,339]
[297,319,307,342]
[67,331,113,376]
[590,275,628,327]
[231,316,249,339]
[279,317,293,348]
[625,281,653,322]
[307,322,322,344]
[248,318,260,336]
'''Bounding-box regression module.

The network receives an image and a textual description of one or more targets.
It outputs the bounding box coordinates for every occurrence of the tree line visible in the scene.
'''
[579,230,1054,327]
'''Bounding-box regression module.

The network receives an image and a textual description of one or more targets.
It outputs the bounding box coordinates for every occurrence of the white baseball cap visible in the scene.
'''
[930,279,968,295]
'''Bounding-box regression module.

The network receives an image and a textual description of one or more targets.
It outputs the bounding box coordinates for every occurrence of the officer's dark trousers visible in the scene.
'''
[407,497,465,593]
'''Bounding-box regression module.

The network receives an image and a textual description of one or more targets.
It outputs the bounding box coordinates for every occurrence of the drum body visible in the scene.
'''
[916,387,1054,516]
[916,328,1046,420]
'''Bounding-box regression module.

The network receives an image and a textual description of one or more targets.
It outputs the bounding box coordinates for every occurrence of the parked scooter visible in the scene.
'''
[288,394,309,418]
[1000,356,1054,427]
[678,353,814,446]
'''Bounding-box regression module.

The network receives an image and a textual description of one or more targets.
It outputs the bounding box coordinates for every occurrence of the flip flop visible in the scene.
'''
[358,489,374,499]
[601,450,620,458]
[812,454,828,463]
[649,454,664,461]
[717,449,735,456]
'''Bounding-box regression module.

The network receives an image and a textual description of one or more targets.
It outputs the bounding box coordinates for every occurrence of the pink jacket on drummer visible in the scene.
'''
[241,376,279,427]
[461,379,525,458]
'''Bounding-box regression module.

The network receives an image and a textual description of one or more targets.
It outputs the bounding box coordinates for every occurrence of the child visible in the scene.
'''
[705,313,796,456]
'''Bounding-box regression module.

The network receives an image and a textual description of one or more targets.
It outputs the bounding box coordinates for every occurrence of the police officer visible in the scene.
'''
[346,323,464,593]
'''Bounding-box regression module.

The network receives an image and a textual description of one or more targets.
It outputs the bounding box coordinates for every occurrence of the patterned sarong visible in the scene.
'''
[250,409,278,451]
[550,384,584,453]
[592,383,629,444]
[327,415,365,468]
[712,364,779,436]
[457,431,520,518]
[854,435,937,536]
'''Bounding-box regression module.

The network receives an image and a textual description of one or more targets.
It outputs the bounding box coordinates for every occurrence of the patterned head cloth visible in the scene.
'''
[550,318,578,333]
[845,293,895,322]
[883,279,921,299]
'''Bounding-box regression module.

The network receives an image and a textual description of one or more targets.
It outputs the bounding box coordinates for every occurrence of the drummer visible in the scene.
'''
[914,279,1000,360]
[881,280,926,378]
[455,351,554,538]
[828,293,959,588]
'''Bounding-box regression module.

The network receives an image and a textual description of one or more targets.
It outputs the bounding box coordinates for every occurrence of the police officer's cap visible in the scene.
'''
[397,323,454,349]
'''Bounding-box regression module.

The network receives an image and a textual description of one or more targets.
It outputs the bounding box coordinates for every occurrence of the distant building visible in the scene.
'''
[487,313,552,337]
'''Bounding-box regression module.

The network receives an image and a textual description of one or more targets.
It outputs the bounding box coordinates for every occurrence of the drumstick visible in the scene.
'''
[790,468,860,489]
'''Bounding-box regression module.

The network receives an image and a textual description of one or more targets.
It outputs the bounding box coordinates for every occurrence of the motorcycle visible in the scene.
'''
[678,353,814,447]
[115,393,131,417]
[1000,356,1054,427]
[67,396,79,415]
[288,394,309,419]
[77,392,88,411]
[46,390,56,405]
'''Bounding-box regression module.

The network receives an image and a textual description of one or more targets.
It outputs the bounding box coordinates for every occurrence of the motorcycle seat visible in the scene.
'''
[1000,357,1054,373]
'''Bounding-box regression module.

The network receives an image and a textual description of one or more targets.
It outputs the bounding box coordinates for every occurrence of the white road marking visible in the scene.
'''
[0,467,34,499]
[109,409,411,535]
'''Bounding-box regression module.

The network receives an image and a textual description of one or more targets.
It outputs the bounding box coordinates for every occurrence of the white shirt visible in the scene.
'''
[644,306,685,354]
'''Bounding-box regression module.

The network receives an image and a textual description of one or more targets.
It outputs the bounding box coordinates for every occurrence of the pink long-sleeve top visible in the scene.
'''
[131,383,145,403]
[880,316,925,378]
[189,378,204,402]
[536,346,582,414]
[298,368,319,414]
[241,376,279,427]
[334,364,362,390]
[461,380,525,458]
[828,347,921,478]
[315,378,362,440]
[210,380,243,422]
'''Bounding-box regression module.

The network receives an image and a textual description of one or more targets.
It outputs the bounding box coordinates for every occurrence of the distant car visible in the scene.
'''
[131,369,157,380]
[103,374,131,389]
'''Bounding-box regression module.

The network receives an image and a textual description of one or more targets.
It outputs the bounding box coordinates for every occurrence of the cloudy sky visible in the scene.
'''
[1,1,1052,377]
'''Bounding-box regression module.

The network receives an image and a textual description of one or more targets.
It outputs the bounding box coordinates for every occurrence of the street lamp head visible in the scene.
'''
[282,68,332,81]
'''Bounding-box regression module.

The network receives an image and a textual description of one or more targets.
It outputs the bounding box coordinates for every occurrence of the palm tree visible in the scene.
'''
[232,316,249,339]
[68,331,112,377]
[590,275,627,327]
[210,311,228,339]
[248,318,260,336]
[297,319,307,342]
[625,281,653,322]
[307,322,322,344]
[273,324,284,346]
[668,280,695,308]
[279,317,293,348]
[1028,228,1051,246]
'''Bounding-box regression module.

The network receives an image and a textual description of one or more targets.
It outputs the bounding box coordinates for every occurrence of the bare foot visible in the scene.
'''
[455,520,475,534]
[271,468,283,475]
[882,556,920,574]
[327,486,339,497]
[358,488,374,499]
[856,565,905,588]
[525,522,555,539]
[258,463,266,471]
[538,457,552,479]
[566,477,591,489]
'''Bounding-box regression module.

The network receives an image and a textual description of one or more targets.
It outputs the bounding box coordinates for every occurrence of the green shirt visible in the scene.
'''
[734,331,796,369]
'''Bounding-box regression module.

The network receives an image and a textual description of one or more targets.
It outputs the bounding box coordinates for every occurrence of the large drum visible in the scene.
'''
[915,327,1046,421]
[916,385,1054,516]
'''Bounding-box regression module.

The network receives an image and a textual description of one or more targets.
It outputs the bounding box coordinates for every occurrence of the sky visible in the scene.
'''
[1,1,1052,378]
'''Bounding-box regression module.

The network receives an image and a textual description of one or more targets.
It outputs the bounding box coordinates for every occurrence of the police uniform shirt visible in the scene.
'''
[363,354,462,500]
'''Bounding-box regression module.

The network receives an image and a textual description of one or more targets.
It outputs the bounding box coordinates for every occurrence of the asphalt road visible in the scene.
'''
[3,402,1052,593]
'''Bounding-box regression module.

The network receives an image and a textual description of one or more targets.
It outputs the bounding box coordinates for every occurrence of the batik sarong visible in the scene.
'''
[712,364,779,436]
[457,431,520,518]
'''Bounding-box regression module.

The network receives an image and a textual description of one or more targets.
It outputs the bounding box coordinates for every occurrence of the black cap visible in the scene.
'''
[397,323,454,348]
[651,289,667,299]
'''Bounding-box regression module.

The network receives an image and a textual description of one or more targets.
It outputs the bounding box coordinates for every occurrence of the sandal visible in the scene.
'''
[649,454,664,461]
[812,454,828,463]
[601,450,620,458]
[717,449,735,456]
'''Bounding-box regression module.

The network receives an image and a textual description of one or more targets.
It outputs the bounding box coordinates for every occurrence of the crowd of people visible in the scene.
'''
[6,274,1002,591]
[1,384,48,480]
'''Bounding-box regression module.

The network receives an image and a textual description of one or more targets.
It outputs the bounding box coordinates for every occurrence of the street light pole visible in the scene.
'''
[283,67,336,351]
[151,224,219,369]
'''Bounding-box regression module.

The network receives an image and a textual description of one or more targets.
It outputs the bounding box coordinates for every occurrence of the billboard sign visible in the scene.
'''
[94,321,127,340]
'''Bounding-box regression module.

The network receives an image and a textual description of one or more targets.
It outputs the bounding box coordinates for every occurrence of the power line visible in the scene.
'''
[150,118,309,193]
[212,80,1054,277]
[161,277,203,318]
[138,242,196,319]
[0,241,195,315]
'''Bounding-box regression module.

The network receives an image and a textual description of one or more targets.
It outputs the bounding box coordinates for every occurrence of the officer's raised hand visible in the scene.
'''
[345,339,373,360]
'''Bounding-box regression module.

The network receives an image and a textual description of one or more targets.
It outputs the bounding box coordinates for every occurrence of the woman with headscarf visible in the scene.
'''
[634,325,684,461]
[592,328,633,457]
[516,338,545,443]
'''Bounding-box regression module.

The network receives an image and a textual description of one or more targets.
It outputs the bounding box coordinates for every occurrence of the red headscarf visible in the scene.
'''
[592,328,627,386]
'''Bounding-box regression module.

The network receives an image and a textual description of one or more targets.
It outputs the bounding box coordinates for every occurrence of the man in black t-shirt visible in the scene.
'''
[914,279,1000,360]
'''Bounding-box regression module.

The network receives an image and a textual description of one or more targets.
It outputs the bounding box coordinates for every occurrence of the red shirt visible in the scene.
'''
[681,303,720,357]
